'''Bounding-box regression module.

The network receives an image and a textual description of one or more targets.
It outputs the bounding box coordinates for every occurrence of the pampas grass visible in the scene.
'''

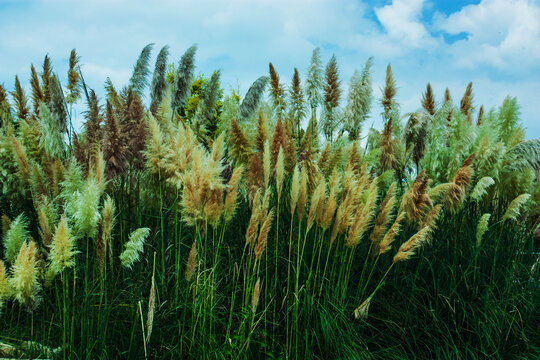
[3,214,28,263]
[120,228,151,269]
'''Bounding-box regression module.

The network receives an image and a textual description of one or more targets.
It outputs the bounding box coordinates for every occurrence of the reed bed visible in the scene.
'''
[0,45,538,359]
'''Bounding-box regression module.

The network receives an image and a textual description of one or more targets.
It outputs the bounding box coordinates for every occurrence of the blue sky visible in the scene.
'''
[0,0,538,137]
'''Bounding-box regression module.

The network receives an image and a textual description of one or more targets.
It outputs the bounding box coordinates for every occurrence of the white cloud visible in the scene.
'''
[435,0,540,71]
[375,0,437,48]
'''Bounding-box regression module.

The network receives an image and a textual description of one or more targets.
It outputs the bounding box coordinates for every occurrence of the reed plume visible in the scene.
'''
[297,168,308,221]
[185,240,197,281]
[0,260,11,309]
[247,153,264,197]
[48,216,77,277]
[269,63,286,116]
[353,296,372,320]
[11,135,30,181]
[503,194,531,221]
[422,83,436,115]
[120,228,151,269]
[379,212,405,255]
[42,55,52,103]
[66,49,81,104]
[370,182,396,246]
[460,82,473,115]
[252,277,261,314]
[102,100,127,178]
[3,214,29,263]
[223,166,244,223]
[427,183,453,204]
[12,76,29,121]
[476,213,491,247]
[400,170,432,223]
[255,109,268,154]
[237,76,269,122]
[393,226,433,263]
[320,169,340,230]
[37,205,52,247]
[30,65,43,115]
[306,179,325,233]
[445,153,475,212]
[263,140,271,190]
[346,179,378,247]
[470,177,495,202]
[255,208,274,260]
[98,196,115,273]
[172,44,197,111]
[229,119,250,165]
[290,165,300,216]
[149,45,169,114]
[9,240,40,305]
[275,147,285,202]
[421,204,442,230]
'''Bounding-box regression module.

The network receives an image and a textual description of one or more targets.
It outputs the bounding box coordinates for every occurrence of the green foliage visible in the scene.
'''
[2,213,28,263]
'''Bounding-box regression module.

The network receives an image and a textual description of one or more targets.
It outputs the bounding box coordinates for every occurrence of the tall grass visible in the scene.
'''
[0,45,538,359]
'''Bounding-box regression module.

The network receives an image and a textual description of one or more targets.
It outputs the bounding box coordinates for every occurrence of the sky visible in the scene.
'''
[0,0,539,137]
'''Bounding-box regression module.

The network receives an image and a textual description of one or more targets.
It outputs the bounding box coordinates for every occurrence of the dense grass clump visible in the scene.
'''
[0,45,538,359]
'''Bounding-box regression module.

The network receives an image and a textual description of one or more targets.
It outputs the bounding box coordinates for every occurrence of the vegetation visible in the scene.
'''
[0,44,538,359]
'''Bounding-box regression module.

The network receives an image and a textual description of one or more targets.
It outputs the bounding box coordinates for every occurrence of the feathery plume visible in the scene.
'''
[290,165,300,216]
[446,153,475,212]
[30,65,43,115]
[275,147,285,202]
[269,63,286,116]
[255,109,268,154]
[185,241,197,281]
[252,277,261,314]
[297,168,308,221]
[470,177,495,202]
[129,43,155,96]
[503,194,531,221]
[66,49,81,104]
[150,45,169,114]
[381,64,396,119]
[422,83,436,115]
[353,296,372,320]
[263,140,271,190]
[476,213,491,247]
[120,228,151,269]
[146,261,156,345]
[421,204,442,230]
[3,214,28,263]
[246,195,262,246]
[305,47,323,117]
[393,226,433,263]
[10,135,30,181]
[0,260,11,308]
[98,195,115,273]
[42,55,52,103]
[320,169,340,230]
[379,212,405,255]
[102,100,127,178]
[306,179,325,233]
[172,44,197,111]
[427,183,453,204]
[237,76,269,122]
[289,67,306,137]
[255,208,274,260]
[223,166,244,222]
[370,182,396,245]
[9,240,40,305]
[12,75,29,121]
[48,216,77,276]
[476,105,484,126]
[49,75,68,132]
[229,119,251,165]
[247,153,264,196]
[460,82,473,115]
[74,176,102,238]
[400,170,432,223]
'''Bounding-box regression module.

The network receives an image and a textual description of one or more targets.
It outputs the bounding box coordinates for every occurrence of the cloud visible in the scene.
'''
[435,0,540,72]
[375,0,437,48]
[0,0,537,137]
